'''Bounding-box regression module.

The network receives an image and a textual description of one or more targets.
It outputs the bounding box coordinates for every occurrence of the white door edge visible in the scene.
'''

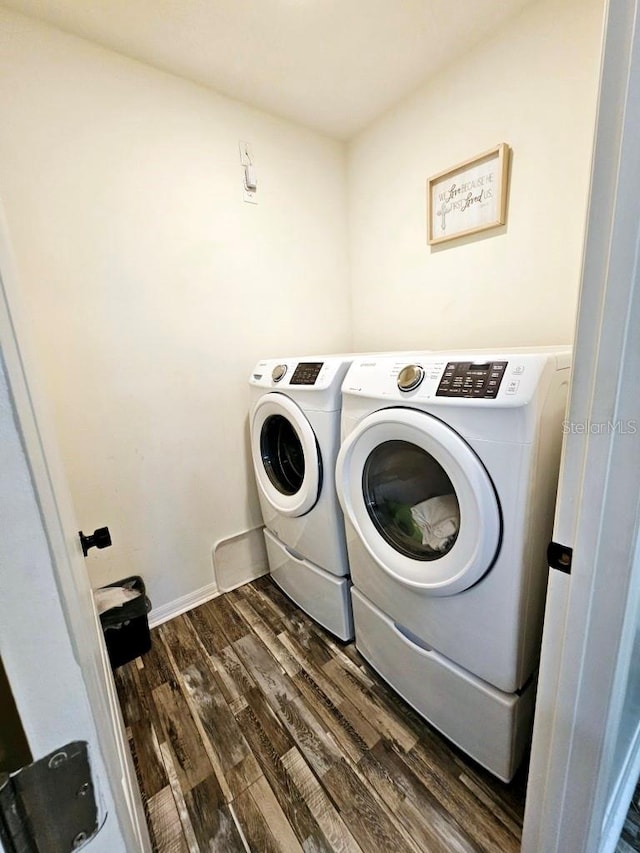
[0,203,150,851]
[522,1,640,850]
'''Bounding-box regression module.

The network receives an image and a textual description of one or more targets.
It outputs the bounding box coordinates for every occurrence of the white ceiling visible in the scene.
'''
[2,0,534,138]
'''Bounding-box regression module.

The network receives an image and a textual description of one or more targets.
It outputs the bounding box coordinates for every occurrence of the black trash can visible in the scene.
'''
[97,576,152,669]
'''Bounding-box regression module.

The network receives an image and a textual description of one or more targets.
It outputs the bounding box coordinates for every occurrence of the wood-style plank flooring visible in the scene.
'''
[617,779,640,853]
[114,576,528,852]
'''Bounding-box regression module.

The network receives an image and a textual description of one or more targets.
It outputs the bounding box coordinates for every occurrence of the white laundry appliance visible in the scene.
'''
[249,355,356,640]
[335,348,571,780]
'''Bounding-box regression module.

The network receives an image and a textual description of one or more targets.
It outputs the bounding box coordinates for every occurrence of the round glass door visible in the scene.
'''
[363,440,460,561]
[251,393,321,517]
[336,408,501,595]
[261,414,305,495]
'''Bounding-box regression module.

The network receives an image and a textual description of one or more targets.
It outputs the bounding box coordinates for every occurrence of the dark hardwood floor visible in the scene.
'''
[617,779,640,853]
[114,575,528,852]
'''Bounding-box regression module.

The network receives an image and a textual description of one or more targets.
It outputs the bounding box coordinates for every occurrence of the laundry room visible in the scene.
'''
[0,0,603,615]
[2,0,632,850]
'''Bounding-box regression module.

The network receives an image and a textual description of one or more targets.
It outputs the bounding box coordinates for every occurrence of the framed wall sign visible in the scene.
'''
[427,143,510,245]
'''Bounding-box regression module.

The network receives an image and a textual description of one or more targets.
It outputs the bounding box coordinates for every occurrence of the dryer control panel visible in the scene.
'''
[436,361,508,399]
[290,362,324,385]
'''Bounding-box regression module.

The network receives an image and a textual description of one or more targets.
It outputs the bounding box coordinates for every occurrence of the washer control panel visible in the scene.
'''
[290,361,324,385]
[341,351,568,405]
[436,361,508,398]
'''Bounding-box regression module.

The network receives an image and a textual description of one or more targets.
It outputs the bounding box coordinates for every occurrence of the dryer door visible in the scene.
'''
[336,408,501,595]
[251,393,321,518]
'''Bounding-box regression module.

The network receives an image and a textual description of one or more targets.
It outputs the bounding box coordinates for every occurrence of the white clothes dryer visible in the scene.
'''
[249,355,356,640]
[336,348,571,780]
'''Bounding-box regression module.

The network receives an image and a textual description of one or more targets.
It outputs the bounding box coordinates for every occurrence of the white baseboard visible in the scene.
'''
[148,582,220,628]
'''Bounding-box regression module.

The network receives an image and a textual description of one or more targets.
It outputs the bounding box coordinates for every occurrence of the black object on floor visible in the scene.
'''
[98,576,152,669]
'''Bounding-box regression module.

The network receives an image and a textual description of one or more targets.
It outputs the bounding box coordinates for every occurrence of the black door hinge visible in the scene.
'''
[548,541,573,574]
[0,741,98,852]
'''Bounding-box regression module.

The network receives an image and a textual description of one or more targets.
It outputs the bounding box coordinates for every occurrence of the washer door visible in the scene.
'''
[251,393,321,517]
[336,408,501,595]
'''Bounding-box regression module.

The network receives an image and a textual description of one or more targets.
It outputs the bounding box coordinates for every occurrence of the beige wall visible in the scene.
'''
[0,8,351,609]
[347,0,604,351]
[0,0,605,614]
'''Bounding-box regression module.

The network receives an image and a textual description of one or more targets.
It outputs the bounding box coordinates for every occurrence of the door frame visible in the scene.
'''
[522,0,640,849]
[0,204,150,851]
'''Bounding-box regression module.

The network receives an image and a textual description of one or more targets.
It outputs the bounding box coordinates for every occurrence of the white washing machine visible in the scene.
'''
[249,355,356,640]
[336,348,571,780]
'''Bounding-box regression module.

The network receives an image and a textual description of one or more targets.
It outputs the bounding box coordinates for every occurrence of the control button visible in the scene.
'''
[272,364,287,383]
[484,388,498,397]
[397,364,425,392]
[506,380,520,394]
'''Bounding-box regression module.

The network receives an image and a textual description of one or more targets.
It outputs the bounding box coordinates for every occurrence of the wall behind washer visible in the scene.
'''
[0,8,351,610]
[347,0,604,352]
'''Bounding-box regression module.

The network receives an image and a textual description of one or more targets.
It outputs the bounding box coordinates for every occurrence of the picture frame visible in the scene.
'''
[427,143,510,245]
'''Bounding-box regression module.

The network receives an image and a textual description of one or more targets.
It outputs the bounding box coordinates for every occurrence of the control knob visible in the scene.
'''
[272,364,287,383]
[397,364,425,392]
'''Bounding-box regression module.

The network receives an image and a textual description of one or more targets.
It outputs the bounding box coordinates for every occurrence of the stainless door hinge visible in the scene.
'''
[0,742,98,853]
